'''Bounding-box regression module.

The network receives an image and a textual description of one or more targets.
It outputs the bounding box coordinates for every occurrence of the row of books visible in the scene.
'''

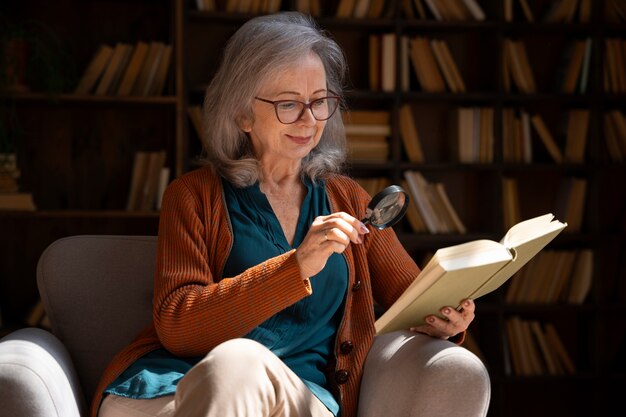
[368,34,466,93]
[503,109,590,164]
[402,170,467,234]
[399,104,590,165]
[372,34,597,95]
[75,41,172,97]
[403,0,485,21]
[126,150,170,212]
[502,176,587,233]
[197,0,619,23]
[505,36,592,95]
[336,0,387,18]
[604,38,626,94]
[505,316,575,376]
[505,249,593,304]
[505,0,591,23]
[605,109,626,162]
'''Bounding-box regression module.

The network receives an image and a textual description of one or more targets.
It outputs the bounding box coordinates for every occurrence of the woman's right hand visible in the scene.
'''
[295,211,369,278]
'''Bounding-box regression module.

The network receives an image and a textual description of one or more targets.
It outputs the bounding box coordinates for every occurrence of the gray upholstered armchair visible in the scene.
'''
[0,235,490,417]
[0,235,156,417]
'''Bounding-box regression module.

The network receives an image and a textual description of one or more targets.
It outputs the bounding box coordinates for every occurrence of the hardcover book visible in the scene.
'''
[375,213,567,335]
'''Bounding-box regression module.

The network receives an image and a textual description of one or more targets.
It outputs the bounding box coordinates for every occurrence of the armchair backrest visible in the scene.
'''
[36,235,157,402]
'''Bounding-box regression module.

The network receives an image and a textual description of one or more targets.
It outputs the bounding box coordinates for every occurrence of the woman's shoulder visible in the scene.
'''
[325,174,370,212]
[172,165,220,189]
[326,174,366,196]
[164,165,223,204]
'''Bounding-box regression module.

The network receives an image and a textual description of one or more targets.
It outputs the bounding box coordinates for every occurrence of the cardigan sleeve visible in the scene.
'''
[152,176,313,357]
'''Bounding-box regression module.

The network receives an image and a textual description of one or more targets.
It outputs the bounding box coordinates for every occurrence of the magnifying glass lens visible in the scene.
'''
[362,185,410,230]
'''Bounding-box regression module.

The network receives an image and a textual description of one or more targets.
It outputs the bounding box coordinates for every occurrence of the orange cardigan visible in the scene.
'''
[90,166,420,417]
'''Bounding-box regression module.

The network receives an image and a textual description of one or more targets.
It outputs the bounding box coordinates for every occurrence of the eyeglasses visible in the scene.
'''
[254,95,340,124]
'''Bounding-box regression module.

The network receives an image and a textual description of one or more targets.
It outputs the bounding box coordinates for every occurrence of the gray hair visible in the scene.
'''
[200,12,348,187]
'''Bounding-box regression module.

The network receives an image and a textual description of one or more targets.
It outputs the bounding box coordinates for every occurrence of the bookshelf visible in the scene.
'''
[1,1,625,416]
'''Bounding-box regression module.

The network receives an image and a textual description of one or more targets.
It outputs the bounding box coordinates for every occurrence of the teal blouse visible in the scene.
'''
[105,178,348,416]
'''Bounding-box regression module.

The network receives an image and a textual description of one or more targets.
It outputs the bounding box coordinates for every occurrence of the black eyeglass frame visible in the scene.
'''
[254,95,341,124]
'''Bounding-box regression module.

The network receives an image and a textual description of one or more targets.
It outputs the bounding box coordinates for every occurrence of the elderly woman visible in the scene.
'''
[93,12,490,417]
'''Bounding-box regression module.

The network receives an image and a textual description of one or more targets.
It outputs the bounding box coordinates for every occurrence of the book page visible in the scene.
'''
[375,213,567,335]
[376,239,512,334]
[470,214,567,298]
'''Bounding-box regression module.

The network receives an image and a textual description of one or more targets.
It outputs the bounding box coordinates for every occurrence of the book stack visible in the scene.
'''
[505,316,575,376]
[0,153,36,211]
[75,41,172,97]
[343,110,391,163]
[505,249,593,304]
[402,170,466,234]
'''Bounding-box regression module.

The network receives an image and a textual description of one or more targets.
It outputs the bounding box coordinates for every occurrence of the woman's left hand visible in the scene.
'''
[409,299,475,340]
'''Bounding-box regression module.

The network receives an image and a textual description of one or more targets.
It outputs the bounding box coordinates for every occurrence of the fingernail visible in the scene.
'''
[356,235,363,244]
[359,223,370,234]
[442,308,451,315]
[427,317,435,323]
[464,300,471,307]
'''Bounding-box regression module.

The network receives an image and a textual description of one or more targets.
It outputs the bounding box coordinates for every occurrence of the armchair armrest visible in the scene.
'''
[0,327,85,417]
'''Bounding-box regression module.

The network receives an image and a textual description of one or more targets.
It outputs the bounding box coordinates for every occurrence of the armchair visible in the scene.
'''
[0,235,156,417]
[0,235,490,417]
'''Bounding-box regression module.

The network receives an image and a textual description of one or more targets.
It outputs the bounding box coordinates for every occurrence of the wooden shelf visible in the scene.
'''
[1,1,625,416]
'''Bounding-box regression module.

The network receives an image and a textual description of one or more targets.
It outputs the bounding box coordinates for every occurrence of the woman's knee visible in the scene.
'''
[195,338,271,378]
[359,331,490,417]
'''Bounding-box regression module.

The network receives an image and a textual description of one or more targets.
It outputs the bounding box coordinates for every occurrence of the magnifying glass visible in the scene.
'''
[361,185,410,230]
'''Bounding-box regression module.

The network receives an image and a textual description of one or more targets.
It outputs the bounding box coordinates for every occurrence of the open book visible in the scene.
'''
[375,213,567,335]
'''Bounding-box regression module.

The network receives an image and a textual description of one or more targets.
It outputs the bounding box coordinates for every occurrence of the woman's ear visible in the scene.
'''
[239,116,253,133]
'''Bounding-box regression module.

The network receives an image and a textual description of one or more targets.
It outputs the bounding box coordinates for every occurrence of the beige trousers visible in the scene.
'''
[99,338,333,417]
[99,331,491,417]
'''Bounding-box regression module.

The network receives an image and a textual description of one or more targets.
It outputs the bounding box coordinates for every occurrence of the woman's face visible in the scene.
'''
[245,52,329,167]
